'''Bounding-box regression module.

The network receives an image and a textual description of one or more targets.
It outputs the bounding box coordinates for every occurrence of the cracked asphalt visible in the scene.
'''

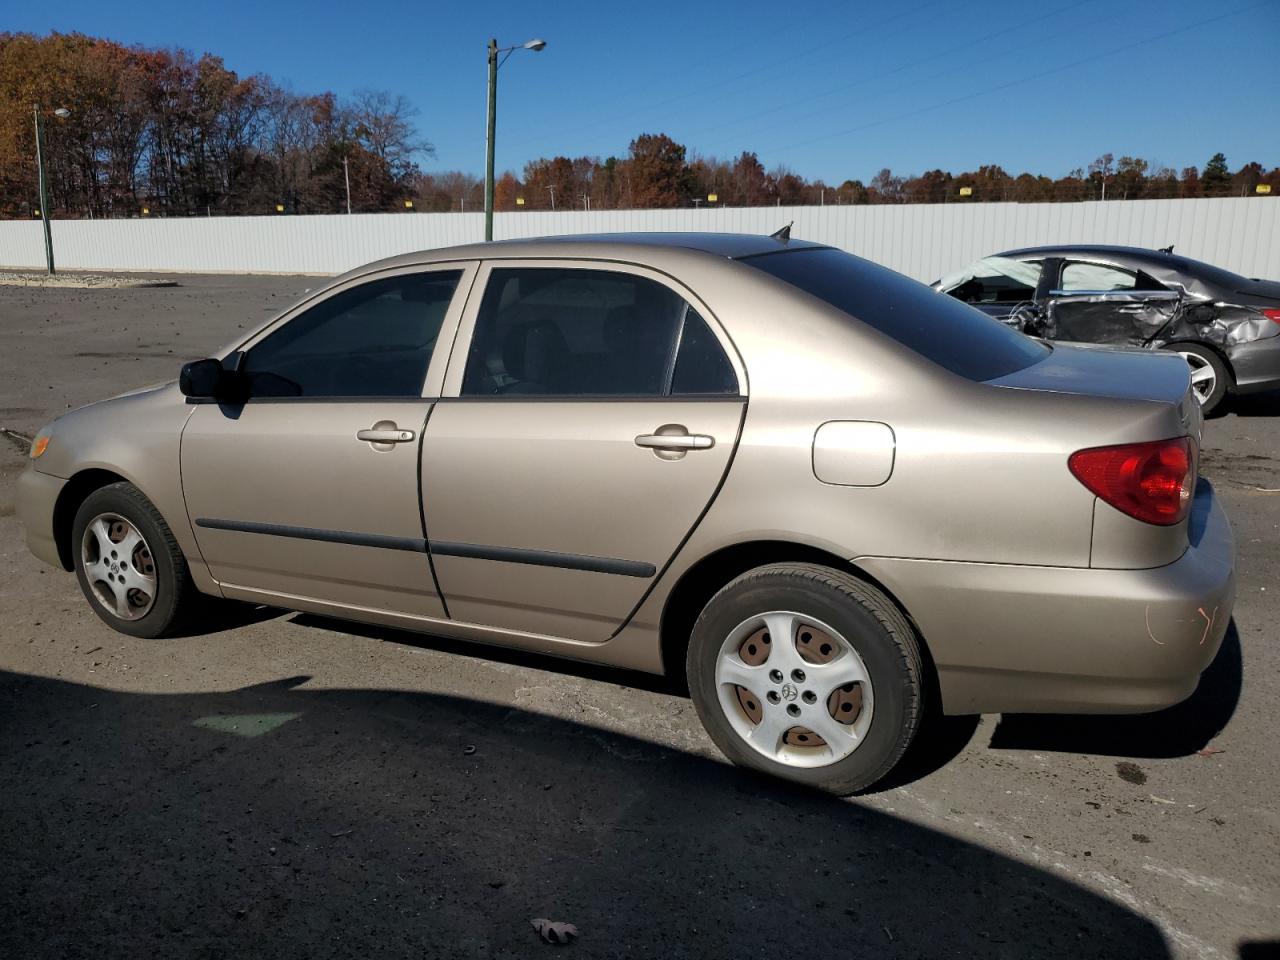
[1,274,1277,959]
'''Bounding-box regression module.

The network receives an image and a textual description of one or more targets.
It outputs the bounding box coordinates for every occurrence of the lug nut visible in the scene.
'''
[769,669,784,683]
[786,704,801,717]
[791,668,806,682]
[802,691,817,704]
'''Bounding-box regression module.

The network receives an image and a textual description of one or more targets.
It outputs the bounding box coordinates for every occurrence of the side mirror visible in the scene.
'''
[179,358,225,399]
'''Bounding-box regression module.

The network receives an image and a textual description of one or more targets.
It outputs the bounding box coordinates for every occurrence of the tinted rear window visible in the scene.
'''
[743,248,1049,381]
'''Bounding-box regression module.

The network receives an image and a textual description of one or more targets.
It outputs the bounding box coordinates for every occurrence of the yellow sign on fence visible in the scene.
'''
[958,186,973,197]
[1258,184,1272,195]
[516,197,525,205]
[707,193,718,203]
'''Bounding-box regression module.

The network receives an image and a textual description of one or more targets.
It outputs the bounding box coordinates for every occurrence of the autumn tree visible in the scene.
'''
[1202,153,1230,196]
[624,133,690,208]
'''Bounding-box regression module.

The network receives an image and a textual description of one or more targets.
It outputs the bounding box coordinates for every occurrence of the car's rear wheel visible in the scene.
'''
[1164,343,1229,415]
[687,563,923,794]
[72,482,197,639]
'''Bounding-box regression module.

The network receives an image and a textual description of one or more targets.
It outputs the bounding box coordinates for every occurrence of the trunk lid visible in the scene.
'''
[1233,277,1280,307]
[988,342,1193,403]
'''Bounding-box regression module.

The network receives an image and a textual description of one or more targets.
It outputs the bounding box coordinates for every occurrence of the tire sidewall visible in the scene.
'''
[72,485,181,639]
[688,574,915,792]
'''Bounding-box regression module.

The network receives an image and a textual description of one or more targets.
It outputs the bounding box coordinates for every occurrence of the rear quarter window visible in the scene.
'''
[743,248,1048,381]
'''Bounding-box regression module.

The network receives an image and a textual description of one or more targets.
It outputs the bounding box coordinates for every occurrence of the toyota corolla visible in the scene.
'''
[16,233,1235,793]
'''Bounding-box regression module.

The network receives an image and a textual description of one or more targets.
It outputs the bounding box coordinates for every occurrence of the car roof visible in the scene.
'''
[994,244,1177,266]
[347,232,828,276]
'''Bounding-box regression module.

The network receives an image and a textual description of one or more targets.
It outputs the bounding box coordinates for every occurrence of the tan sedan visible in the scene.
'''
[16,233,1235,793]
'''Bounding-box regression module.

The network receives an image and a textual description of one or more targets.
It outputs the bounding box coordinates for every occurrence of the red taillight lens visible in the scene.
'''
[1068,437,1195,526]
[1262,308,1280,325]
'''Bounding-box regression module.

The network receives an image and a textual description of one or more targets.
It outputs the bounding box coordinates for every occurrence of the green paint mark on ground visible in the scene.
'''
[192,712,302,738]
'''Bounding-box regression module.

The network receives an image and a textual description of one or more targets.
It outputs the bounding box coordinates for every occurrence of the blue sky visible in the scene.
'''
[13,0,1279,183]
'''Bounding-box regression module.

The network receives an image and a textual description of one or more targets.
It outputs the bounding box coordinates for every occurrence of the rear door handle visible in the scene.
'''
[635,433,715,450]
[357,426,415,443]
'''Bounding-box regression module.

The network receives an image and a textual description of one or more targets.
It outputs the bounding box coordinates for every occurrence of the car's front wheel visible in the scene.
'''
[72,482,197,639]
[687,563,923,794]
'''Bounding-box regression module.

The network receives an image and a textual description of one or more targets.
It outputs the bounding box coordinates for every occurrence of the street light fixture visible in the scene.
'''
[34,104,72,274]
[485,36,547,242]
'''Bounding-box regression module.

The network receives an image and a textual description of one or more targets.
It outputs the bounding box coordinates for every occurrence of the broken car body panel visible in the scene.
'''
[935,245,1280,396]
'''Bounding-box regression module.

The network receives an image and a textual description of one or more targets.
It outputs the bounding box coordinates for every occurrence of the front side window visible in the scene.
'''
[1059,261,1164,294]
[241,271,462,398]
[460,267,738,397]
[1060,262,1136,292]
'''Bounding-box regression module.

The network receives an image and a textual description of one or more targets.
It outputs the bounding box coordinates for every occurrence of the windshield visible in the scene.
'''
[744,248,1049,382]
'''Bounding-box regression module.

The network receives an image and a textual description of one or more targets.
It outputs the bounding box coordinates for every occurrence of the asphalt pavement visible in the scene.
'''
[1,274,1276,959]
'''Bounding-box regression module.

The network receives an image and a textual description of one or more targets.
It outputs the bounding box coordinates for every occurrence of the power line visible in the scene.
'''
[500,0,945,159]
[756,1,1269,159]
[691,0,1099,150]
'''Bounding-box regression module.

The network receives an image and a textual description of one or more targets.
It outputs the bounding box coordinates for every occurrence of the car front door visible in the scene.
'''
[181,263,476,618]
[1044,259,1179,346]
[421,261,745,643]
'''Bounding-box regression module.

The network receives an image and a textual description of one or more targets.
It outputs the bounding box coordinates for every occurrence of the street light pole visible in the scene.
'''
[484,36,546,242]
[343,155,352,214]
[34,104,55,275]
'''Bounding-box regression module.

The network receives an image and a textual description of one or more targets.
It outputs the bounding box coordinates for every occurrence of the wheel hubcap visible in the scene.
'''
[716,611,874,769]
[80,513,157,621]
[1179,352,1216,405]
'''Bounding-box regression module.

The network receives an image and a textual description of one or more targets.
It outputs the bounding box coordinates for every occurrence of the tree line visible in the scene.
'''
[3,32,1276,219]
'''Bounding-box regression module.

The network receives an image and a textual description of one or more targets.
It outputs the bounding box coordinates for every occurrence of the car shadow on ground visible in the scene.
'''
[288,611,1241,781]
[1226,388,1280,418]
[0,668,1170,960]
[290,611,985,791]
[989,620,1242,758]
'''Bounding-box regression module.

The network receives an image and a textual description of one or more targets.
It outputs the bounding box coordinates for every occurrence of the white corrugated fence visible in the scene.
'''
[0,197,1275,281]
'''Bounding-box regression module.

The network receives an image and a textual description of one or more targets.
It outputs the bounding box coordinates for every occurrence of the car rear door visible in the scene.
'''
[420,260,745,643]
[181,262,476,617]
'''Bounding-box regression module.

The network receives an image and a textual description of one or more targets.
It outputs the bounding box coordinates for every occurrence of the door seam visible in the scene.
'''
[417,402,451,619]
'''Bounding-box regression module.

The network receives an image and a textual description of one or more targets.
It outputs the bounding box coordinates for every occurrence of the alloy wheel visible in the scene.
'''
[1179,351,1217,406]
[80,512,157,621]
[714,610,874,769]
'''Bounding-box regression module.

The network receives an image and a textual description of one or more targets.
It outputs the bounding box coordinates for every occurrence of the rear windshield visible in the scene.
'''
[743,247,1049,381]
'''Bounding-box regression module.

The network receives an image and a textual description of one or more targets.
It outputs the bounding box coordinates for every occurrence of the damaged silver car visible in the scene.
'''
[935,245,1280,414]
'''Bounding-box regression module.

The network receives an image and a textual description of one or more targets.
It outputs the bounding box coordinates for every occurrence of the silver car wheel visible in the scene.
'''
[715,610,874,769]
[1179,351,1217,405]
[80,513,158,621]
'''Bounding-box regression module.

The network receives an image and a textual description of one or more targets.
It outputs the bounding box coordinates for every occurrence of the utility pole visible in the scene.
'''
[34,105,55,274]
[484,38,498,240]
[343,155,352,214]
[547,185,556,211]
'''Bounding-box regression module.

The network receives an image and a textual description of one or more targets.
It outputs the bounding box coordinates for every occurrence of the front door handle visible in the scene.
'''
[357,422,415,444]
[635,433,715,450]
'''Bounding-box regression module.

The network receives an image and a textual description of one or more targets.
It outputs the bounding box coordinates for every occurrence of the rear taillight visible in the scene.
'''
[1068,437,1195,526]
[1262,308,1280,324]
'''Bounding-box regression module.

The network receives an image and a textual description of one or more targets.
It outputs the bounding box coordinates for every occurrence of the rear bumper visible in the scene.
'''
[858,479,1235,715]
[1227,335,1280,394]
[16,465,66,569]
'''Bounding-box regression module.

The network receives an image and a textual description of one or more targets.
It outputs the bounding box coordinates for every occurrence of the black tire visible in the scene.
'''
[687,563,923,795]
[1162,342,1230,416]
[72,482,197,639]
